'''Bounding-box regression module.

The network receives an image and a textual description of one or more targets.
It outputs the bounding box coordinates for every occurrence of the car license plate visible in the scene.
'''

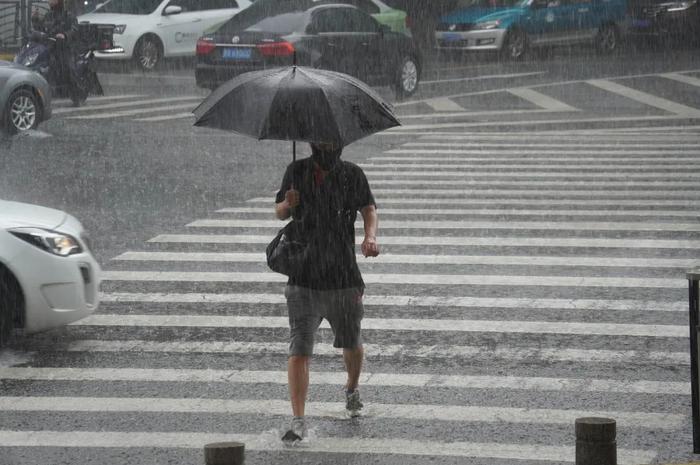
[442,33,462,42]
[222,47,252,60]
[632,19,651,28]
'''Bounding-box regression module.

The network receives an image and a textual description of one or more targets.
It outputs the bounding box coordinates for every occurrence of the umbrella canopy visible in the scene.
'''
[192,66,401,147]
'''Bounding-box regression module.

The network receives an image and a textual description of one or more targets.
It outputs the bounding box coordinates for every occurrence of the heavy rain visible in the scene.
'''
[0,0,699,463]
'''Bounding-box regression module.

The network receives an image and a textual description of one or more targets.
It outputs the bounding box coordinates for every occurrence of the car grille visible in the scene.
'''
[437,22,476,32]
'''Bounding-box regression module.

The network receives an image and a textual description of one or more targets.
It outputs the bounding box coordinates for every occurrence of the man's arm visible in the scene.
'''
[275,189,299,220]
[360,205,379,257]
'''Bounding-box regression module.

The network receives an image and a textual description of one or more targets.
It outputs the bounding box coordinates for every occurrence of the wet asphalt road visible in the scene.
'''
[1,42,700,465]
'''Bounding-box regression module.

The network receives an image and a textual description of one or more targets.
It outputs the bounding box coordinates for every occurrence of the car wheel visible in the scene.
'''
[596,23,619,54]
[0,267,23,347]
[134,35,163,72]
[501,29,527,60]
[394,55,420,100]
[3,89,40,135]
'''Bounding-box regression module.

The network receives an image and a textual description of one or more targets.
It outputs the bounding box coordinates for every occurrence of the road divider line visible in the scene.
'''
[112,251,700,269]
[147,234,700,249]
[71,313,688,337]
[0,397,685,430]
[0,430,657,463]
[62,339,690,366]
[186,218,700,232]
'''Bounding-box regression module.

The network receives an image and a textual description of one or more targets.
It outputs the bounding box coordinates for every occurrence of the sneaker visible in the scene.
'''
[345,389,363,417]
[281,417,307,444]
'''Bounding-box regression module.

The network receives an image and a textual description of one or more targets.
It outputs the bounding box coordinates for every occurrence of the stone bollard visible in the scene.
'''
[575,417,616,465]
[204,442,245,465]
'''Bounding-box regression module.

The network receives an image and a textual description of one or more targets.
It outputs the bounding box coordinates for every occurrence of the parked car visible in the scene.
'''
[0,200,101,347]
[0,60,52,135]
[77,0,255,71]
[195,4,421,98]
[627,0,699,44]
[435,0,627,59]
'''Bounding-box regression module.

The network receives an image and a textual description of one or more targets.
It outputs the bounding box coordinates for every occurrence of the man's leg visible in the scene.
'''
[343,345,364,391]
[288,355,310,417]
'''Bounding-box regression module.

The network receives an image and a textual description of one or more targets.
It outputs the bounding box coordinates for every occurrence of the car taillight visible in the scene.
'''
[405,15,412,30]
[99,39,112,50]
[257,41,295,57]
[196,38,216,55]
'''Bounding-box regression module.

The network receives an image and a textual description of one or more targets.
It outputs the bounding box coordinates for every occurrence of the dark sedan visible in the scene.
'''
[195,3,421,98]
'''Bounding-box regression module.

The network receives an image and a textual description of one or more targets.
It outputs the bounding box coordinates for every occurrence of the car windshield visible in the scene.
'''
[94,0,163,14]
[454,0,524,8]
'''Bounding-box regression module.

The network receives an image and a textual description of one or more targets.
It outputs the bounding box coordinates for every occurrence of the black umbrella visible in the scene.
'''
[192,65,401,161]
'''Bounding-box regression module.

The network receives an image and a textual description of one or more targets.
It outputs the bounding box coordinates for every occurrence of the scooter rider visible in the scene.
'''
[32,0,82,104]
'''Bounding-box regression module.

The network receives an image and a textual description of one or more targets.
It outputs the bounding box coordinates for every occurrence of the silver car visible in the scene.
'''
[0,60,52,134]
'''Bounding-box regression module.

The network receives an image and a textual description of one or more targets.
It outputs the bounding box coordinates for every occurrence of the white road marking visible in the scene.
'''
[52,94,146,108]
[135,112,194,122]
[218,206,700,217]
[587,79,700,117]
[147,234,700,249]
[360,162,700,169]
[67,103,197,120]
[364,170,700,179]
[424,97,466,112]
[186,219,700,232]
[73,313,688,336]
[374,157,700,163]
[507,87,578,111]
[0,430,657,463]
[400,142,700,149]
[53,96,201,115]
[419,71,547,85]
[384,149,700,156]
[368,178,700,189]
[0,396,684,430]
[661,73,700,88]
[398,109,561,120]
[113,251,700,269]
[61,340,691,365]
[368,188,700,198]
[101,292,685,312]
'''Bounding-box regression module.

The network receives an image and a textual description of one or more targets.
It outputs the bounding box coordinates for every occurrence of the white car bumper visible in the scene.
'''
[8,224,101,334]
[94,33,137,60]
[435,29,508,51]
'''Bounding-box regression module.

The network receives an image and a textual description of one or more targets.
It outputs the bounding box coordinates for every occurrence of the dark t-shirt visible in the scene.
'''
[275,158,376,290]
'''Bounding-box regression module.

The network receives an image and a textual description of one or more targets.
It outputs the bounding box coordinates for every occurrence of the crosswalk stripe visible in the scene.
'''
[362,179,700,189]
[218,206,700,217]
[371,157,700,164]
[113,251,700,269]
[135,112,194,122]
[67,103,197,120]
[400,142,699,149]
[0,396,684,430]
[0,367,688,393]
[147,234,700,249]
[369,187,700,197]
[365,171,700,179]
[399,109,562,119]
[247,197,699,207]
[186,219,700,232]
[661,72,700,88]
[61,340,691,365]
[0,430,657,463]
[507,87,578,111]
[424,97,466,112]
[587,79,700,117]
[101,292,686,312]
[361,162,700,169]
[385,147,700,156]
[53,96,201,115]
[52,94,146,108]
[73,314,688,337]
[414,131,699,138]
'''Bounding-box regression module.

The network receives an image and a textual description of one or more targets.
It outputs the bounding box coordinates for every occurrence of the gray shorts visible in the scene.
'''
[285,285,364,356]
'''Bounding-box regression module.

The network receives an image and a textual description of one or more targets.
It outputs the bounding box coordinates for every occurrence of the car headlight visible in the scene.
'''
[113,24,127,34]
[474,20,502,30]
[9,228,83,257]
[666,0,696,10]
[21,52,39,67]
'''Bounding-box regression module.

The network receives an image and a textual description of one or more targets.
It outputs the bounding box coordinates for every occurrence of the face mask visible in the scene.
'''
[311,144,342,171]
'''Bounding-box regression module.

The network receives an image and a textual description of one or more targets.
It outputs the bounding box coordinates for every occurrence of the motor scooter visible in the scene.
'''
[14,25,112,106]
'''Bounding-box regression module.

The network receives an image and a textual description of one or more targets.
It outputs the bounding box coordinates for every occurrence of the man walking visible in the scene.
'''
[274,142,379,444]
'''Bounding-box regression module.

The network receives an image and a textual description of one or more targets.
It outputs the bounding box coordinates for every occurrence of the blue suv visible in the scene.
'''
[435,0,627,59]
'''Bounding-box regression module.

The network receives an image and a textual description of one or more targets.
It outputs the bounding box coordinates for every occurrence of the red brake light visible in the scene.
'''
[405,15,412,29]
[257,41,295,57]
[196,38,216,55]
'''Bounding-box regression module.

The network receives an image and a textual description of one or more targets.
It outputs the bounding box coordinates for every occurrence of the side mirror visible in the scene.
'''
[163,5,182,15]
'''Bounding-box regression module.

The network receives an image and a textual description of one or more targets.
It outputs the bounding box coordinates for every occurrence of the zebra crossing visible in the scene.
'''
[1,122,699,464]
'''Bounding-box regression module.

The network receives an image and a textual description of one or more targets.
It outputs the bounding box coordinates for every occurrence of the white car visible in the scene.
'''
[78,0,254,70]
[0,200,101,346]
